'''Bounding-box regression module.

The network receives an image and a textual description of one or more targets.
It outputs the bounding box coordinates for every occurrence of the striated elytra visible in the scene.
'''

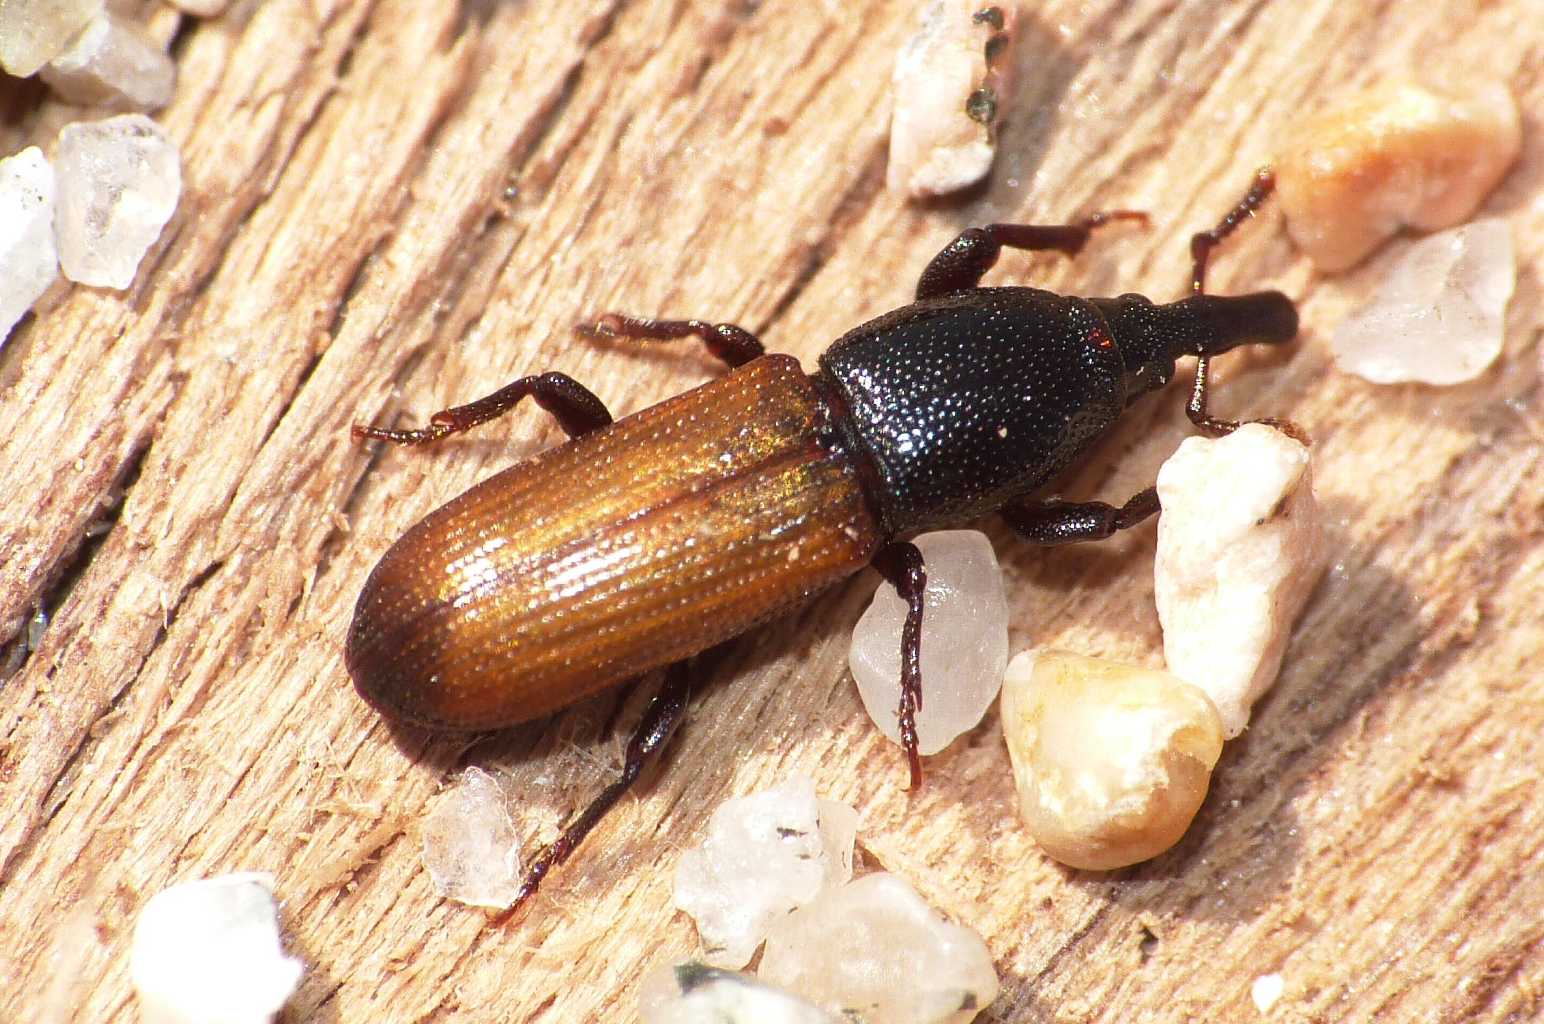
[347,353,877,730]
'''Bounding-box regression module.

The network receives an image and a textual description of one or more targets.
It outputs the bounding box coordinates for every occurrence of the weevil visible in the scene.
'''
[346,170,1298,909]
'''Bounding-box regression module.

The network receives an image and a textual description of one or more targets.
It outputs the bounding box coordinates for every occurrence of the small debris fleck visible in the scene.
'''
[1251,973,1285,1013]
[964,87,996,125]
[971,7,1004,30]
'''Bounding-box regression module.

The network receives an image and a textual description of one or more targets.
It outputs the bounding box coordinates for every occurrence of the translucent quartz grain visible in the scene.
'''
[0,146,58,341]
[849,530,1008,756]
[54,113,181,288]
[674,775,858,968]
[1000,649,1224,870]
[420,767,522,909]
[41,12,175,111]
[1330,219,1515,385]
[0,0,100,77]
[640,964,839,1024]
[758,872,998,1024]
[130,873,303,1024]
[1155,424,1325,737]
[1276,76,1520,272]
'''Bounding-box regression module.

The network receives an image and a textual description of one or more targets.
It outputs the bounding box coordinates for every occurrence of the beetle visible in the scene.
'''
[346,170,1298,909]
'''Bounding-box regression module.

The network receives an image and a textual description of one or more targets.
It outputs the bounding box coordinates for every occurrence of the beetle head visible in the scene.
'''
[1094,291,1298,405]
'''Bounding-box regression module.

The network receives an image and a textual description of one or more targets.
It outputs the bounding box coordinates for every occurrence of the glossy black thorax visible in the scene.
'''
[815,287,1128,535]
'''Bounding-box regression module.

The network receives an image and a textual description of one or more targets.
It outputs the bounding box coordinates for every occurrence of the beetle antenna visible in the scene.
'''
[1183,168,1306,441]
[1190,166,1275,295]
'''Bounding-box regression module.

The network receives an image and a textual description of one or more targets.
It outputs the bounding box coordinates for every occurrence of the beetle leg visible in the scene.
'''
[577,313,765,370]
[502,661,692,915]
[915,211,1148,301]
[353,372,612,446]
[1185,167,1277,437]
[871,541,927,791]
[1002,487,1159,545]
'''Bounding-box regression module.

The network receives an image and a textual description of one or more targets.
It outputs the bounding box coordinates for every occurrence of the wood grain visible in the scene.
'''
[2,2,1541,1021]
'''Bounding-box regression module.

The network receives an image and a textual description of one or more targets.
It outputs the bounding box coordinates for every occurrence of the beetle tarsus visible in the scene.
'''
[353,371,613,447]
[915,210,1148,301]
[872,541,927,790]
[578,313,765,369]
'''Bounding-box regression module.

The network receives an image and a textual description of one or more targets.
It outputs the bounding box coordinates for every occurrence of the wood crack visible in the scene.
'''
[0,435,148,658]
[0,555,225,887]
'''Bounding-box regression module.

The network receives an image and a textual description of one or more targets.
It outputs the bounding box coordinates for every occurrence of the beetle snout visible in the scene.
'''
[1193,290,1298,355]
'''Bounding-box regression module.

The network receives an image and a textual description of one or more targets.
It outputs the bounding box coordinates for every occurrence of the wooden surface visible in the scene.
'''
[3,2,1541,1021]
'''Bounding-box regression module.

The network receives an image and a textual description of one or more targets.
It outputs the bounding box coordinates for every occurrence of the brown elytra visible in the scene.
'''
[345,354,881,730]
